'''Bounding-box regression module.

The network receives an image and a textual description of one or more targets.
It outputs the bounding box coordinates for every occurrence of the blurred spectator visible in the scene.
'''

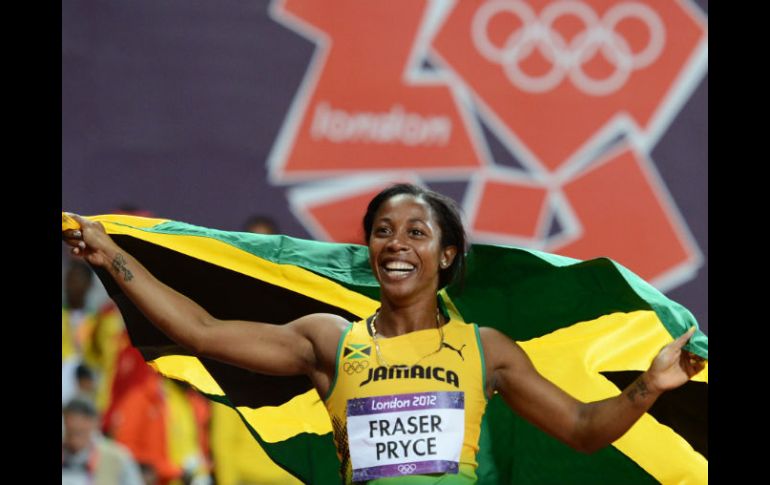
[242,215,278,235]
[102,344,155,436]
[74,363,97,402]
[63,257,131,414]
[62,397,143,485]
[64,259,92,312]
[168,380,212,485]
[62,260,97,405]
[107,371,178,484]
[108,374,212,485]
[139,463,159,485]
[87,300,131,414]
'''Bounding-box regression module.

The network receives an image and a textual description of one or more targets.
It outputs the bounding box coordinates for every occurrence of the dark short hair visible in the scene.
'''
[63,397,98,417]
[363,183,466,290]
[75,363,94,381]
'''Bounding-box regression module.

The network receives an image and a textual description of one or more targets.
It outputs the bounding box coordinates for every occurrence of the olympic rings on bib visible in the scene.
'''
[343,360,370,375]
[398,463,418,474]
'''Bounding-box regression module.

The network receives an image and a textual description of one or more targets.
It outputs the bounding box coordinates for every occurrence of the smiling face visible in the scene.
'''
[368,194,457,304]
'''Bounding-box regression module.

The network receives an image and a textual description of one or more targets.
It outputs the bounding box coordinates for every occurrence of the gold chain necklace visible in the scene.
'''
[369,310,445,368]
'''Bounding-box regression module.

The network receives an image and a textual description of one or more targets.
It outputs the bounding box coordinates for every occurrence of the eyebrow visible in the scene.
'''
[376,217,429,225]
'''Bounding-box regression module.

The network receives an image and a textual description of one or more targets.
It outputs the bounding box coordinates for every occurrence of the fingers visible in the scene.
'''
[62,228,82,239]
[67,213,86,225]
[62,214,90,251]
[62,214,107,243]
[63,213,96,232]
[69,214,106,234]
[64,231,87,255]
[682,351,706,376]
[62,212,86,240]
[62,231,84,249]
[671,326,697,349]
[66,239,86,250]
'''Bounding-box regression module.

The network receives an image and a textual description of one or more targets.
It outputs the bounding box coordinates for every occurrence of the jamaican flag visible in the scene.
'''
[62,213,708,484]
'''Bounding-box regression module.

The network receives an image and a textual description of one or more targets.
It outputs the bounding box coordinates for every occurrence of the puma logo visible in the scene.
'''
[442,342,466,361]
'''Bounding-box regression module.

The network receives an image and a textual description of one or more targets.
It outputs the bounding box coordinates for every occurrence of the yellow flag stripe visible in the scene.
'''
[91,215,379,319]
[148,355,334,440]
[236,390,333,442]
[148,355,225,396]
[520,310,707,485]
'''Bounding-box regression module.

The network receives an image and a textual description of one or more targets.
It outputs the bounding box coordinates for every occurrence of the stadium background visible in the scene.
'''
[61,3,707,482]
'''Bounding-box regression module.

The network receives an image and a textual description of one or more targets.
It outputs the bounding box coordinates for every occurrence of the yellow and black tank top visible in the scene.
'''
[324,316,488,484]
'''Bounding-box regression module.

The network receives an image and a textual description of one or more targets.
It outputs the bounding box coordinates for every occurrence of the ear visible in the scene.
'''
[440,245,458,269]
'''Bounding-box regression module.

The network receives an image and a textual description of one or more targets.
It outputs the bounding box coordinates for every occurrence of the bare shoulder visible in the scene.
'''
[478,325,506,342]
[478,326,513,353]
[291,313,350,329]
[478,326,529,370]
[289,313,351,360]
[289,313,349,345]
[290,312,350,334]
[288,313,352,392]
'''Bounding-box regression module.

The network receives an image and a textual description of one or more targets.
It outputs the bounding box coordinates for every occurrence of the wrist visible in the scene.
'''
[639,371,664,397]
[626,372,662,406]
[92,238,120,269]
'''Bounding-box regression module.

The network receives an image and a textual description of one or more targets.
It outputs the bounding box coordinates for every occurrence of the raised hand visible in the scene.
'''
[61,213,119,269]
[645,326,706,393]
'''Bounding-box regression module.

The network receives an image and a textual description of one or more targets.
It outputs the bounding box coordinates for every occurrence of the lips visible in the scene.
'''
[380,260,416,280]
[384,261,415,271]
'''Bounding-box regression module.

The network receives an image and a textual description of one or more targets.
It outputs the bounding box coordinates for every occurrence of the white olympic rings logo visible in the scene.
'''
[471,0,665,96]
[398,463,418,474]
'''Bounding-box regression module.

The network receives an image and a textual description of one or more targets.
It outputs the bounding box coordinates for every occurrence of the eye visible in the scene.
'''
[409,228,425,237]
[374,226,391,236]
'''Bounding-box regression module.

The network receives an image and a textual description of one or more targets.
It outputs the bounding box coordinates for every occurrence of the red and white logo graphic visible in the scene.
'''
[470,1,666,96]
[267,0,486,182]
[267,0,707,292]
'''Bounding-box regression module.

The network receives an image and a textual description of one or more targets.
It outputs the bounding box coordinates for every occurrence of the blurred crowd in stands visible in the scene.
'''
[62,212,293,485]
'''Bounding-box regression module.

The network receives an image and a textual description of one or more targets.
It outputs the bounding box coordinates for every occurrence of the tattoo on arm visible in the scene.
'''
[111,253,134,282]
[626,377,650,403]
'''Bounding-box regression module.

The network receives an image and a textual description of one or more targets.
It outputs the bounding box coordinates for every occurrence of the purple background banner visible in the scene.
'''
[62,0,707,332]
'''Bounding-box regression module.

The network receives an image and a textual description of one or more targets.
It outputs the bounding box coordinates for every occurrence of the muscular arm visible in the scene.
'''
[480,326,702,453]
[63,215,346,386]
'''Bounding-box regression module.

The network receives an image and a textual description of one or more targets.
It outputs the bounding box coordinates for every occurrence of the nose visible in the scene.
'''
[385,234,409,252]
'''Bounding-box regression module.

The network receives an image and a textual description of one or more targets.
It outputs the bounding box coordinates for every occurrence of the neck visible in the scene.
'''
[375,298,443,337]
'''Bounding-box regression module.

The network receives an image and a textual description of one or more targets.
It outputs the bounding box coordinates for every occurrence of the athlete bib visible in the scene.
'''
[346,391,465,481]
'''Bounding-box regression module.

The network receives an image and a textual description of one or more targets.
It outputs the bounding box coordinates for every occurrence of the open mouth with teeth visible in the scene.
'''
[381,261,416,279]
